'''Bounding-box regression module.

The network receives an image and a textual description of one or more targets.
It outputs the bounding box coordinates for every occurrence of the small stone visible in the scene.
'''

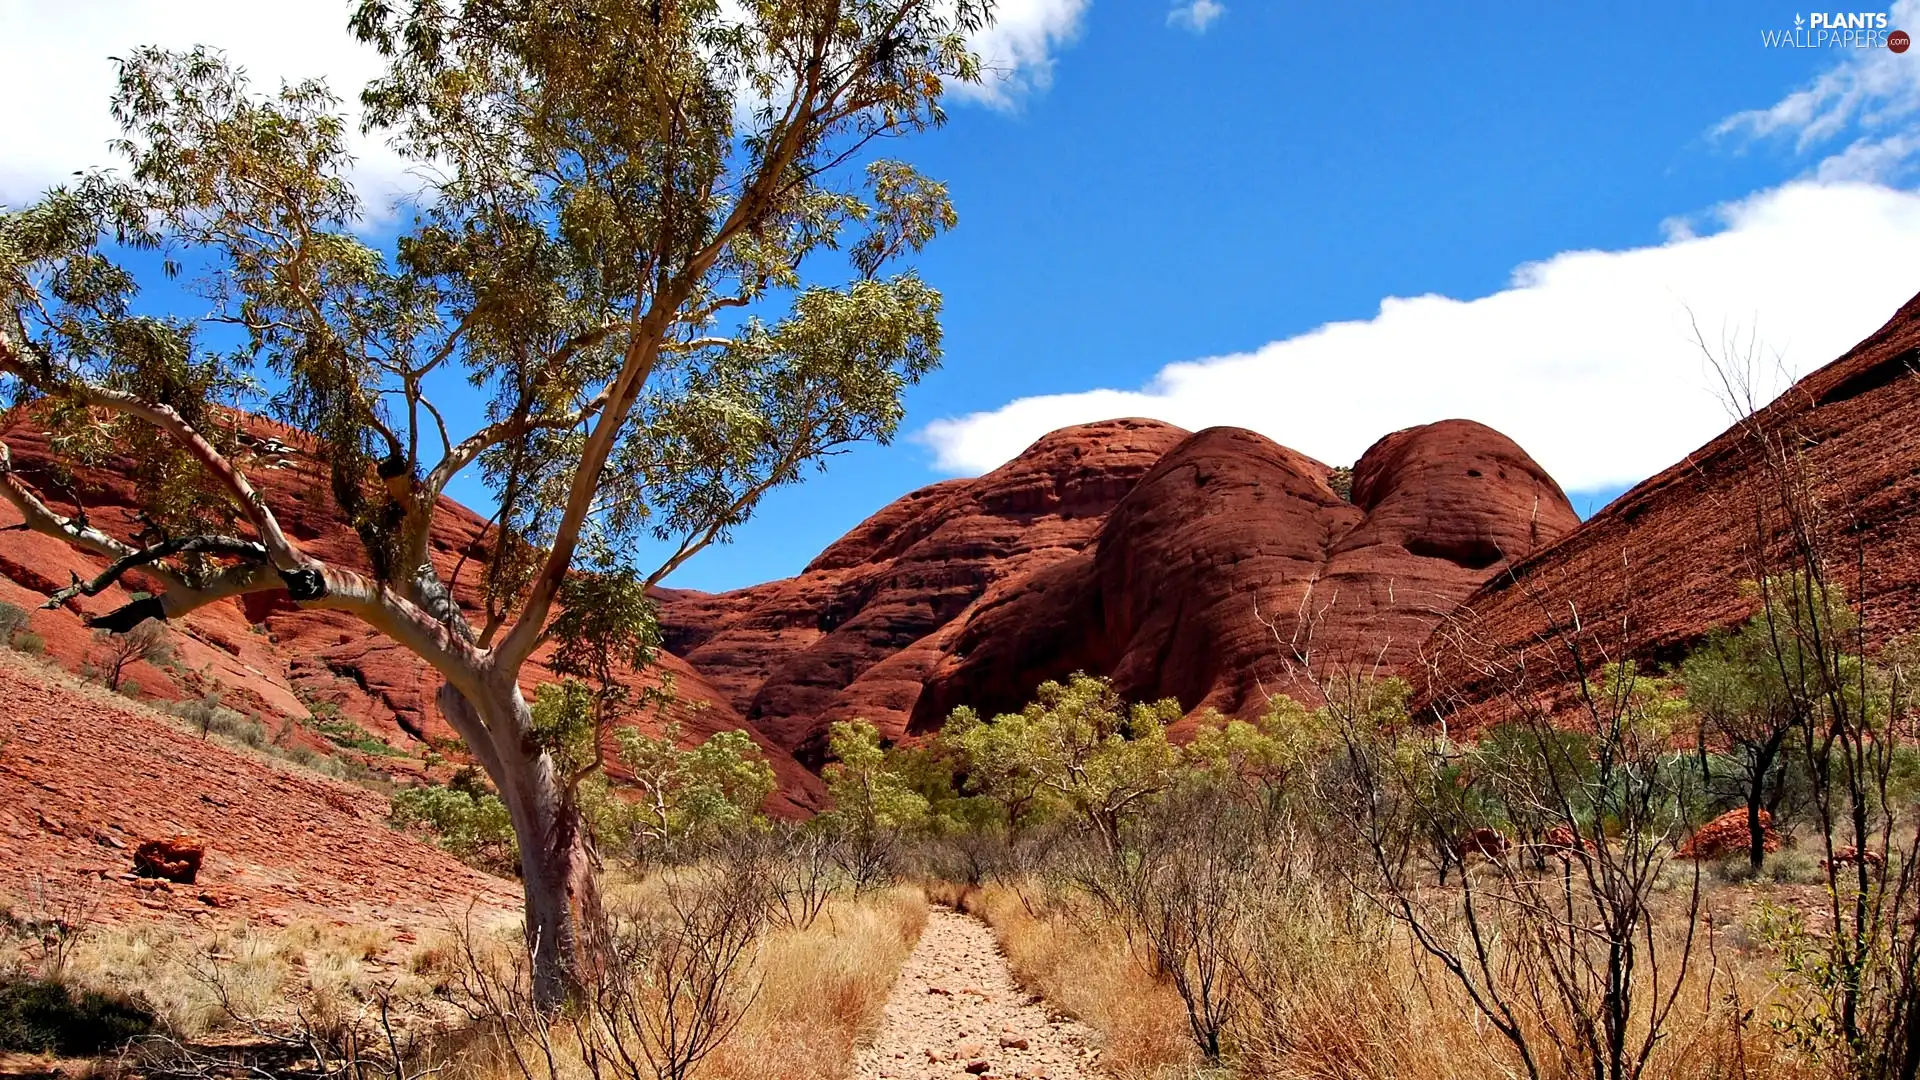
[998,1035,1029,1050]
[966,1062,991,1075]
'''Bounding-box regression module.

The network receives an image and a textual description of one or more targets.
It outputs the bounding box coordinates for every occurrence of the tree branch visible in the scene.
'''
[44,533,269,608]
[0,442,151,572]
[0,342,316,576]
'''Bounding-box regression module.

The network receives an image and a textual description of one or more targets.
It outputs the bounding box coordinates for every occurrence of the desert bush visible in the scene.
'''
[88,621,175,691]
[9,630,44,655]
[389,779,517,876]
[1317,657,1706,1080]
[459,866,768,1080]
[173,692,224,739]
[820,720,929,895]
[448,879,922,1080]
[719,825,844,932]
[0,974,155,1056]
[0,601,29,645]
[1125,788,1273,1061]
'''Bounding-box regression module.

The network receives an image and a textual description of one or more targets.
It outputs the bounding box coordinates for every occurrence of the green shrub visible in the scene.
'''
[1767,848,1824,885]
[0,974,155,1055]
[1326,465,1354,502]
[172,693,224,739]
[306,713,404,757]
[390,783,518,876]
[9,632,44,656]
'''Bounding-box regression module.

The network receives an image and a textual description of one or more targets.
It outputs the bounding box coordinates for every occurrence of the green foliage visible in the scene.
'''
[0,974,156,1055]
[1754,901,1854,1058]
[550,564,663,701]
[823,720,930,837]
[610,722,776,856]
[529,678,604,779]
[944,674,1181,848]
[8,632,43,656]
[305,712,403,757]
[1326,465,1354,502]
[390,780,517,876]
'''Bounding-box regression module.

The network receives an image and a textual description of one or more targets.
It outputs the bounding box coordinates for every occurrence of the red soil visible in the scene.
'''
[0,651,517,930]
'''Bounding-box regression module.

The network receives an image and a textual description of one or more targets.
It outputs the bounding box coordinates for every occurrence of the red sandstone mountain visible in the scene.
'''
[0,420,823,811]
[658,417,1580,757]
[1420,289,1920,718]
[656,418,1192,761]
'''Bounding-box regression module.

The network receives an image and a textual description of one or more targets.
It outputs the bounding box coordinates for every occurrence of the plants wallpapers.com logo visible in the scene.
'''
[1761,11,1910,49]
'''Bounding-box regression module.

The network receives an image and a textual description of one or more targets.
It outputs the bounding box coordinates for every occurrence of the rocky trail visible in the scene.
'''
[853,907,1104,1080]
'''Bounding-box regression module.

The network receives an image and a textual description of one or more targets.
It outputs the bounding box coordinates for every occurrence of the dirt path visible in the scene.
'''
[852,907,1104,1080]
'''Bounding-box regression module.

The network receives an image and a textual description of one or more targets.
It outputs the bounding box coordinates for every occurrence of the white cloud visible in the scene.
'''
[1167,0,1227,34]
[1716,0,1920,182]
[956,0,1089,106]
[917,181,1920,494]
[0,0,1091,206]
[0,0,416,211]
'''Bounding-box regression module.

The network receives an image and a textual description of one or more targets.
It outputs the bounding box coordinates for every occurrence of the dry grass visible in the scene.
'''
[445,883,927,1080]
[697,885,926,1080]
[943,876,1832,1080]
[55,916,468,1037]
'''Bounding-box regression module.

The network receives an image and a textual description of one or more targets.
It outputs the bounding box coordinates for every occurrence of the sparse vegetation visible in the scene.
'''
[0,601,30,648]
[389,771,519,876]
[1326,464,1354,501]
[86,621,175,692]
[0,975,155,1056]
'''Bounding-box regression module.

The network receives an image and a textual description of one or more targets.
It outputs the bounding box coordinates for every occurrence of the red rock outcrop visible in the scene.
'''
[660,417,1577,757]
[909,420,1578,734]
[656,418,1193,761]
[1676,809,1779,860]
[0,416,822,811]
[132,836,205,884]
[1422,289,1920,722]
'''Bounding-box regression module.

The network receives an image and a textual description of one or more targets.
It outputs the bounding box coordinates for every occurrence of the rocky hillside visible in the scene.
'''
[658,417,1579,759]
[0,420,824,811]
[0,650,519,930]
[1420,288,1920,719]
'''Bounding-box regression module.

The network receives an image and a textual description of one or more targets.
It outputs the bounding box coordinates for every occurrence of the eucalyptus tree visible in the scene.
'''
[0,0,984,1007]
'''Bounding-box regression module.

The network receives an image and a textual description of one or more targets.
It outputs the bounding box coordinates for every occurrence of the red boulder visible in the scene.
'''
[133,835,206,883]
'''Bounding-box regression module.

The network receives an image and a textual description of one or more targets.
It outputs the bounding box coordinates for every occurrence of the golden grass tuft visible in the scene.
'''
[696,885,927,1080]
[55,916,468,1037]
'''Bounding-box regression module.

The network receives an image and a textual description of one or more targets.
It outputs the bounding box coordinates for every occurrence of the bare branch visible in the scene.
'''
[44,533,268,608]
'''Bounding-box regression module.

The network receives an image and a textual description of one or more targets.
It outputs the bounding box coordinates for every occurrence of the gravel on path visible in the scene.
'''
[850,906,1104,1080]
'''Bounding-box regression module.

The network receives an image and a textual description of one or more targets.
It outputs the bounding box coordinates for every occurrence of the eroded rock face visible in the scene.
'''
[911,420,1578,734]
[656,418,1194,762]
[661,417,1578,757]
[1423,289,1920,726]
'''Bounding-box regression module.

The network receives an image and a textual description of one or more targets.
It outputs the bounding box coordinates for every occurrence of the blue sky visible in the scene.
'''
[6,1,1920,591]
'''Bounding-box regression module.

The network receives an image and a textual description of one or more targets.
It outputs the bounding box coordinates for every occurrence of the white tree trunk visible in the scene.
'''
[439,680,602,1011]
